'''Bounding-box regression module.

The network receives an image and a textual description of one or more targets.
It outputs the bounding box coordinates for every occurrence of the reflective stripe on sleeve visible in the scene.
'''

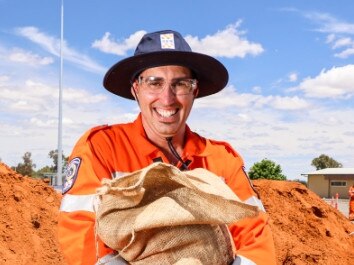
[112,171,128,179]
[244,195,266,212]
[96,253,128,265]
[232,255,256,265]
[60,194,96,213]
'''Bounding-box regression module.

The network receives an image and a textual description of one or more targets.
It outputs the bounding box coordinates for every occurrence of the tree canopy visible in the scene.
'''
[11,150,68,178]
[248,158,287,180]
[12,152,36,177]
[311,154,343,170]
[48,149,68,172]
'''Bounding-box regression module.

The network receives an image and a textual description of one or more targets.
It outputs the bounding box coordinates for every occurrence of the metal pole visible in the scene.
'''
[57,0,64,186]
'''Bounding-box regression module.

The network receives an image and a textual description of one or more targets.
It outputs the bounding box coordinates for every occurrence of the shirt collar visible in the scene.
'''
[131,114,210,158]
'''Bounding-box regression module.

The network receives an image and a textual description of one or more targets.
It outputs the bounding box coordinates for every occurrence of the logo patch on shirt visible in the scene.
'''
[62,157,81,194]
[160,33,175,49]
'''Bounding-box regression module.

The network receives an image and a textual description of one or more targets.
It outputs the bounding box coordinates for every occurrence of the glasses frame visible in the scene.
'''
[137,76,198,96]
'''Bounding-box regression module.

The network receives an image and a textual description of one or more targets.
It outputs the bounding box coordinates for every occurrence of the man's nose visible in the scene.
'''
[159,83,177,102]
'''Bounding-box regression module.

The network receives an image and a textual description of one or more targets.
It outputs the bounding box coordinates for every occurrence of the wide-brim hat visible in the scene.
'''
[103,30,229,100]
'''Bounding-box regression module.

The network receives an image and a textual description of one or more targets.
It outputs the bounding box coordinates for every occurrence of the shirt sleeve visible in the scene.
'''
[57,128,113,265]
[206,140,277,265]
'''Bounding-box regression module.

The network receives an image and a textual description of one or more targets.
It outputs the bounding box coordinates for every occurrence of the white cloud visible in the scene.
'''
[252,86,262,94]
[91,23,264,59]
[3,80,58,112]
[30,117,58,128]
[0,74,130,169]
[185,21,264,58]
[0,75,10,83]
[15,26,106,73]
[326,36,354,59]
[8,48,54,66]
[15,27,59,55]
[288,72,298,82]
[326,33,336,43]
[194,85,310,110]
[92,31,146,55]
[303,12,354,58]
[295,64,354,98]
[306,12,354,34]
[0,78,107,115]
[332,37,353,49]
[264,95,310,110]
[334,46,354,58]
[63,87,107,104]
[195,86,258,109]
[190,101,354,179]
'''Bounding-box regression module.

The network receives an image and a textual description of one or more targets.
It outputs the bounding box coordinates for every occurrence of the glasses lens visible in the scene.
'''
[173,79,195,95]
[145,77,165,93]
[139,76,196,95]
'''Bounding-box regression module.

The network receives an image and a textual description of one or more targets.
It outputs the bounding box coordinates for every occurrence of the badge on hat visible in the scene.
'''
[160,33,175,49]
[62,157,81,194]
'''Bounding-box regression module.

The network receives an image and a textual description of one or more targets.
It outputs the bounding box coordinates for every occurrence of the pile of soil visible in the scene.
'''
[254,179,354,264]
[0,161,353,264]
[0,162,66,265]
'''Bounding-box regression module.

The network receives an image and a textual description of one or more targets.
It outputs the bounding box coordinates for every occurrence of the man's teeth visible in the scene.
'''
[157,109,177,117]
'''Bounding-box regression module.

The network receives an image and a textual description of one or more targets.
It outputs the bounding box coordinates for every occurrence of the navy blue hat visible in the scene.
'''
[103,30,229,100]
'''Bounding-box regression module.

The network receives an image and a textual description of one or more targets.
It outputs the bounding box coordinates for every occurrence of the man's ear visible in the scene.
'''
[193,87,199,98]
[131,84,140,104]
[131,86,137,100]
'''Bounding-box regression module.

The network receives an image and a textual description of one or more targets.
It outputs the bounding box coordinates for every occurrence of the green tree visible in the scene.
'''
[311,154,343,170]
[36,165,52,174]
[248,158,286,180]
[12,152,36,177]
[48,149,68,172]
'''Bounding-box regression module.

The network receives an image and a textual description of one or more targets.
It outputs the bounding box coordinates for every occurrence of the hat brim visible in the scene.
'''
[103,51,228,100]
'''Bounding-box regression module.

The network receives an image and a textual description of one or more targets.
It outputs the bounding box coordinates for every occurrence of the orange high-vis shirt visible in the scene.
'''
[349,186,354,221]
[58,114,276,265]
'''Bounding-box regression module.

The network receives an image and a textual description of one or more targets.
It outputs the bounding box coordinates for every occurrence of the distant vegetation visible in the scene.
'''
[311,154,343,170]
[248,158,287,180]
[11,150,68,178]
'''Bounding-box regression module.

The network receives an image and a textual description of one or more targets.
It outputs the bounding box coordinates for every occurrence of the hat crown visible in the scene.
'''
[134,30,192,56]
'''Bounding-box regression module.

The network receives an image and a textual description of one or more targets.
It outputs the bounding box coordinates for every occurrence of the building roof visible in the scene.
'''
[302,168,354,176]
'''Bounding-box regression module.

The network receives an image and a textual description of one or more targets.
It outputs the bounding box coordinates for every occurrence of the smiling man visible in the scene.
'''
[132,65,196,165]
[58,30,276,265]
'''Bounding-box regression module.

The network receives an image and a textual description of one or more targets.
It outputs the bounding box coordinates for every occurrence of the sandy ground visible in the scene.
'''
[324,198,354,226]
[323,199,349,217]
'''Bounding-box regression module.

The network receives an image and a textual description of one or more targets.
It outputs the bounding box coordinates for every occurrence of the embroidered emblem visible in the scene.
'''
[62,157,81,194]
[160,33,175,49]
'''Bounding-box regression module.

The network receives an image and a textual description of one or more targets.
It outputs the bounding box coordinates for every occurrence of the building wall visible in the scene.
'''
[330,185,347,199]
[308,175,328,198]
[328,177,354,199]
[308,174,354,199]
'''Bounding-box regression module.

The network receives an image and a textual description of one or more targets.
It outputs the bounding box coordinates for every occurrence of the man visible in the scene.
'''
[349,184,354,221]
[58,30,276,265]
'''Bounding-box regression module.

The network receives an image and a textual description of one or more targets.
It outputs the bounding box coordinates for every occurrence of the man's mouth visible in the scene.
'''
[155,108,178,118]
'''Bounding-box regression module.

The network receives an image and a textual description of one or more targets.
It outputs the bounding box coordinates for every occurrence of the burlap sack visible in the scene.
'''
[95,162,258,265]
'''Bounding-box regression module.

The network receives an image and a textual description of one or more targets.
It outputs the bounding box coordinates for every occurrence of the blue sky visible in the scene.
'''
[0,0,353,180]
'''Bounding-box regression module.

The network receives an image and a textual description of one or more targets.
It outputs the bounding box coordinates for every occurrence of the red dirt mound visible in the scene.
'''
[254,179,354,265]
[0,162,66,265]
[0,162,353,264]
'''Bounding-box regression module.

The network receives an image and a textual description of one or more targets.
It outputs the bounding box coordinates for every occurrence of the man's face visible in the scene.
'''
[132,65,198,140]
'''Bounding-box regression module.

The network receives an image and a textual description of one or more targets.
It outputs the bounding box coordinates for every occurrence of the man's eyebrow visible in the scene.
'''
[143,76,193,80]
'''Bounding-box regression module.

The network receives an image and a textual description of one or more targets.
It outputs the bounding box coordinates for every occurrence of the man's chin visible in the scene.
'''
[155,127,179,138]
